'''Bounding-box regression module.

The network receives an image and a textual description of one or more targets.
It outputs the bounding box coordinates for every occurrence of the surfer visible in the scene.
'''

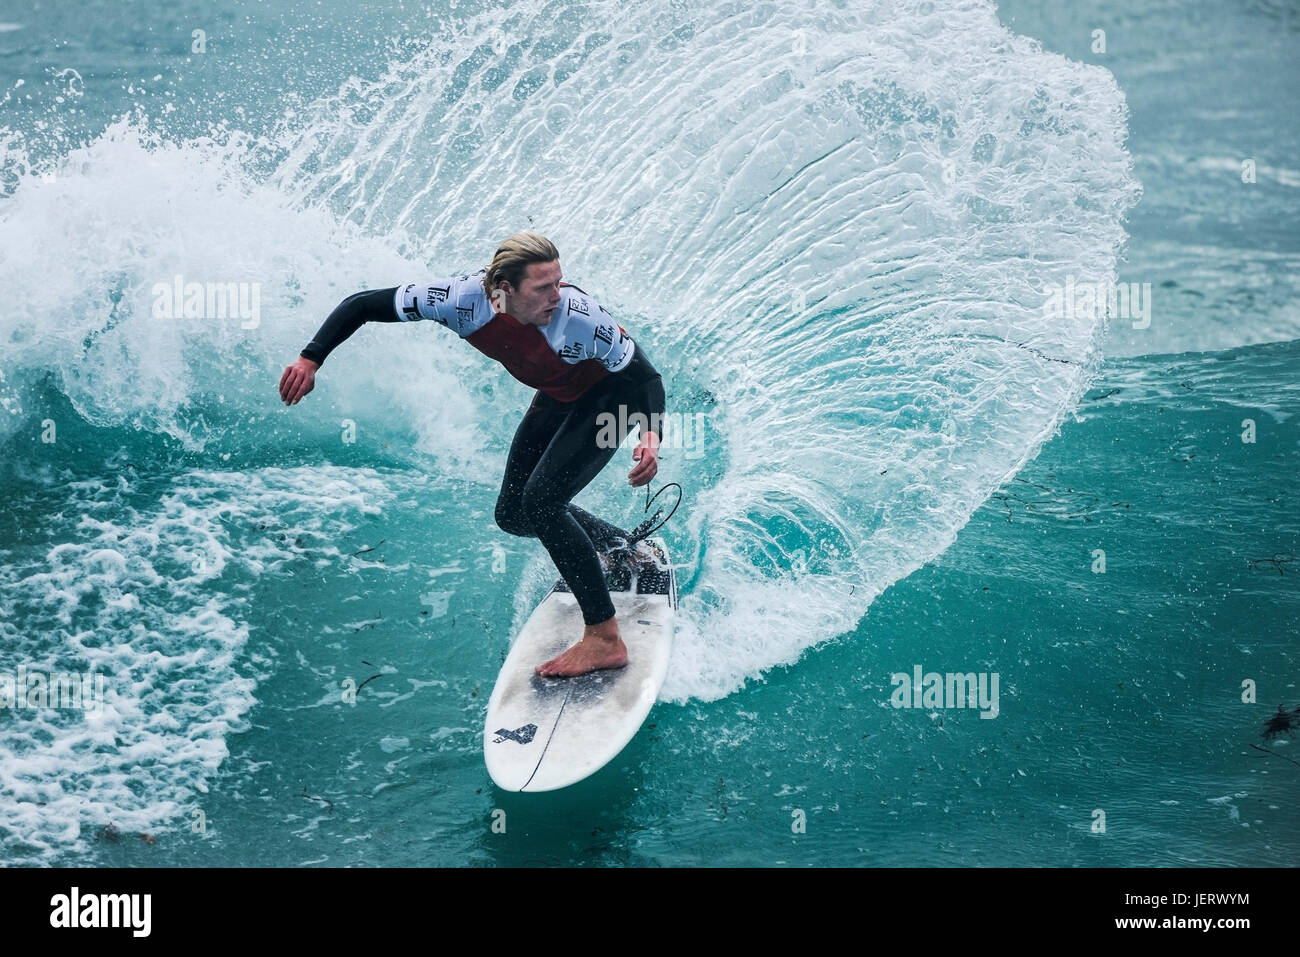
[278,232,666,677]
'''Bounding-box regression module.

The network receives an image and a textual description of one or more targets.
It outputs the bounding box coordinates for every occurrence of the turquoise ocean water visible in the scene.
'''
[1,0,1297,866]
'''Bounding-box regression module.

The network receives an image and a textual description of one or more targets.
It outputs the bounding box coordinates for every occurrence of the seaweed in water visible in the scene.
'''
[1262,704,1300,741]
[1250,704,1300,770]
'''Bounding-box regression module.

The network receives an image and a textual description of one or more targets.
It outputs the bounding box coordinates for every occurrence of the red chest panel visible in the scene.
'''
[465,313,610,402]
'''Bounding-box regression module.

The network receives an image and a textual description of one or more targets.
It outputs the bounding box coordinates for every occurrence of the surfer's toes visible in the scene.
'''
[534,639,628,677]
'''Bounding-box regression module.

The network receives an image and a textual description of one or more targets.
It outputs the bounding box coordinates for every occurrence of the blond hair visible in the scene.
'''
[483,231,560,299]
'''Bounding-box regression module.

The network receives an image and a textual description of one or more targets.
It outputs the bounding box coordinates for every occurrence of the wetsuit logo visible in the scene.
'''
[593,323,616,346]
[567,295,590,317]
[492,724,538,745]
[559,342,586,361]
[400,284,420,321]
[456,305,474,329]
[425,285,451,307]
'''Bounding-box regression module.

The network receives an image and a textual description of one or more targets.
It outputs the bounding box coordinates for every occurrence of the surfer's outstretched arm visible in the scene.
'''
[299,287,401,366]
[279,287,399,404]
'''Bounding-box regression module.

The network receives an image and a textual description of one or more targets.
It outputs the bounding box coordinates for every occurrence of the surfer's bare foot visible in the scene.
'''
[535,618,627,677]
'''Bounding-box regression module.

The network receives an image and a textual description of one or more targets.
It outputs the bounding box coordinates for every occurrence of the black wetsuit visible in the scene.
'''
[300,274,666,625]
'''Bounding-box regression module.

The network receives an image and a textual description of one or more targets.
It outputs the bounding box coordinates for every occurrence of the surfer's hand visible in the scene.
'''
[279,357,318,405]
[628,431,660,486]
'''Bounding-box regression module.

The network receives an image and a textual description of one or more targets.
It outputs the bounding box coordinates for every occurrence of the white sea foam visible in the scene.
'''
[0,464,401,862]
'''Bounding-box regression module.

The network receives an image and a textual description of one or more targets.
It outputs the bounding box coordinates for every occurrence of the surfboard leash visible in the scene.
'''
[627,481,682,545]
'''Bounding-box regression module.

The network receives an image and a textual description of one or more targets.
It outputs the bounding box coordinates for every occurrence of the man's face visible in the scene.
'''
[502,260,562,326]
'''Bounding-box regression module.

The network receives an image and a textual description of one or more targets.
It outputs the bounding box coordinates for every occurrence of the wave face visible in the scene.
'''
[0,0,1140,858]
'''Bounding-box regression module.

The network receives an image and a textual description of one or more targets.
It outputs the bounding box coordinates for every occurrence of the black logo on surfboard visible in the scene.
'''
[493,724,538,745]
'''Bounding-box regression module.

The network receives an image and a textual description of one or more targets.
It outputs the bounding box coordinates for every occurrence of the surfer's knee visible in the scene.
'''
[519,479,564,528]
[494,498,534,538]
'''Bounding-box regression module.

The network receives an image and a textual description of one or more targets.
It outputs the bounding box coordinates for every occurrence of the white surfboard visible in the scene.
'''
[484,538,676,792]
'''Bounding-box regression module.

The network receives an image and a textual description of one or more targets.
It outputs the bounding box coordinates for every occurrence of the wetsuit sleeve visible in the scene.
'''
[589,317,635,372]
[395,278,485,335]
[299,287,400,366]
[616,340,666,431]
[557,283,664,429]
[555,285,636,371]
